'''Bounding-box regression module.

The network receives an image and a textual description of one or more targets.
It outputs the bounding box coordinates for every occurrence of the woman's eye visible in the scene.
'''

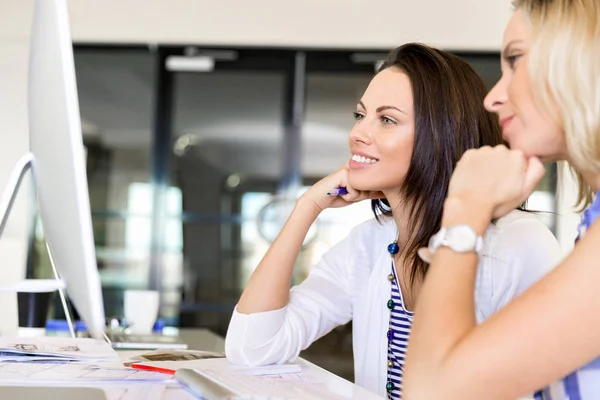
[381,116,397,125]
[353,112,365,121]
[506,54,522,69]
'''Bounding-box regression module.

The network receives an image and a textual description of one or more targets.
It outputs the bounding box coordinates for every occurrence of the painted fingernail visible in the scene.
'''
[327,187,348,196]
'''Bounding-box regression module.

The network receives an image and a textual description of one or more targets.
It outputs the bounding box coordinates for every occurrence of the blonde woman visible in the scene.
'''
[403,1,600,400]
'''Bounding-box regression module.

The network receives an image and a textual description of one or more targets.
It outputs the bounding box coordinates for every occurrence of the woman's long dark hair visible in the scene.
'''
[372,43,505,286]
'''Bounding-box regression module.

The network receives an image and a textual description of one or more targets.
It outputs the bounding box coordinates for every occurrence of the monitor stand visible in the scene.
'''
[0,152,76,337]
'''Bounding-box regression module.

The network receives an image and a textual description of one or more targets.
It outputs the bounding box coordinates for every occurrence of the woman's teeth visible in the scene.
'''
[351,154,378,164]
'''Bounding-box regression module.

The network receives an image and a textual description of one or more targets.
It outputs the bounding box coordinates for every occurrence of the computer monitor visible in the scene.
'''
[26,0,105,338]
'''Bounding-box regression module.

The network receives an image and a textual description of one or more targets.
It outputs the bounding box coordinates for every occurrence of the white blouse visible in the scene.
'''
[225,210,561,397]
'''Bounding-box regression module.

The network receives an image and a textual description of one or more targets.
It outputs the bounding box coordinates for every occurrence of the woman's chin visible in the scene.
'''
[510,141,560,163]
[350,184,382,193]
[346,179,369,192]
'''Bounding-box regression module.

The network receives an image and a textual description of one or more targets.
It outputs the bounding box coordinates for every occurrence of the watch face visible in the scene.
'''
[446,225,477,252]
[428,229,445,252]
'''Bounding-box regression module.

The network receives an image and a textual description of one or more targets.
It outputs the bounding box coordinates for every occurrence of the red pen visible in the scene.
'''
[130,363,176,375]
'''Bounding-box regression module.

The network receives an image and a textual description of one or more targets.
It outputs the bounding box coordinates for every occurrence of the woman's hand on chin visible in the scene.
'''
[299,164,386,213]
[444,145,545,227]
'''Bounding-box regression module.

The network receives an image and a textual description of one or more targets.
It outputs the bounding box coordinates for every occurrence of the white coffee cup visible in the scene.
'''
[124,289,159,334]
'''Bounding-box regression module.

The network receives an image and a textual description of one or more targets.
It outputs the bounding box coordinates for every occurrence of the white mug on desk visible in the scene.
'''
[124,289,159,334]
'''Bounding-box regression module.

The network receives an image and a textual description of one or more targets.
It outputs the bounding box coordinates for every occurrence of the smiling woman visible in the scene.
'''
[224,43,561,399]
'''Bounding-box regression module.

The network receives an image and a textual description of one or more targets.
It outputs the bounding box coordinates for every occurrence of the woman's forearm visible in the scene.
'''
[404,197,493,398]
[236,197,322,314]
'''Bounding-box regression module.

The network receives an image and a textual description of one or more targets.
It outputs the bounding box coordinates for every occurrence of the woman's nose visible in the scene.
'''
[484,76,508,113]
[349,124,372,145]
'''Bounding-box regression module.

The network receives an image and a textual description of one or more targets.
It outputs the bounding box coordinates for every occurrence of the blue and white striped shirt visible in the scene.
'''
[386,262,414,399]
[534,193,600,400]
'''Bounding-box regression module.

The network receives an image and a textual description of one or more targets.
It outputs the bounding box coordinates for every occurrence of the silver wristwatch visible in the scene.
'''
[428,225,484,256]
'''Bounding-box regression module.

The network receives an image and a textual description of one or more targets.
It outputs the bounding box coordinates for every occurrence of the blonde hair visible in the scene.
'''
[513,0,599,209]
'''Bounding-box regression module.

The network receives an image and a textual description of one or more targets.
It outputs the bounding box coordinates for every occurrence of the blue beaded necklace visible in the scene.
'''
[388,239,400,257]
[387,237,400,314]
[386,235,400,395]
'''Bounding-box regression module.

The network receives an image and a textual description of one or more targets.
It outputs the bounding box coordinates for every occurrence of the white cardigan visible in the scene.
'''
[225,211,561,397]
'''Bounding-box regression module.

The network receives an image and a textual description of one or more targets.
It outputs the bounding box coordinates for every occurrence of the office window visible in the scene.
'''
[165,50,294,330]
[77,49,156,317]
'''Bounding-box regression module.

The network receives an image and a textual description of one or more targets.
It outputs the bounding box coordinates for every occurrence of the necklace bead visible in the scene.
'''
[387,299,395,310]
[387,242,399,255]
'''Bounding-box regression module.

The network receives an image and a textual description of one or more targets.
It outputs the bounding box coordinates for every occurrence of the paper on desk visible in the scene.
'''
[0,362,173,383]
[202,368,322,384]
[186,368,330,400]
[210,370,356,400]
[132,356,302,376]
[0,336,119,362]
[0,363,169,400]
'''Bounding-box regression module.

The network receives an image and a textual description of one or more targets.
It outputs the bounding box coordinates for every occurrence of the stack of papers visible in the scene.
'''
[0,362,172,383]
[0,336,120,362]
[0,337,172,400]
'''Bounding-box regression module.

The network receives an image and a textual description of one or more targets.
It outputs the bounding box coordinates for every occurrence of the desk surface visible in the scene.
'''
[4,328,383,399]
[130,328,385,400]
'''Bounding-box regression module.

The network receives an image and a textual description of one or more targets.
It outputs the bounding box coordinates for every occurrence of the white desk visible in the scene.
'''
[129,328,385,400]
[4,327,383,399]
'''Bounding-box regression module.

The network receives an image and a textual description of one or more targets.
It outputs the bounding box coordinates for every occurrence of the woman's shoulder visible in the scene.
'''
[480,208,561,283]
[313,216,394,287]
[349,215,397,246]
[485,209,559,251]
[349,214,396,236]
[475,209,561,319]
[327,215,395,260]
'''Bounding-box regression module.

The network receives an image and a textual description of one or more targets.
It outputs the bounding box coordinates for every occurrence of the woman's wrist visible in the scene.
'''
[295,194,324,220]
[441,196,494,236]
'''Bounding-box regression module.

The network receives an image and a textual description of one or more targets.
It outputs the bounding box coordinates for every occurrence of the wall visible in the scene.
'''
[66,0,513,50]
[3,0,513,51]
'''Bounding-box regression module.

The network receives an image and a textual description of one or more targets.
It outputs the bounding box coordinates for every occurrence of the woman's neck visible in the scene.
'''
[581,170,600,194]
[384,190,423,310]
[383,190,412,248]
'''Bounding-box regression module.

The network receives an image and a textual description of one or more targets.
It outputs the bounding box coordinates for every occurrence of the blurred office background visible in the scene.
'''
[1,0,580,381]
